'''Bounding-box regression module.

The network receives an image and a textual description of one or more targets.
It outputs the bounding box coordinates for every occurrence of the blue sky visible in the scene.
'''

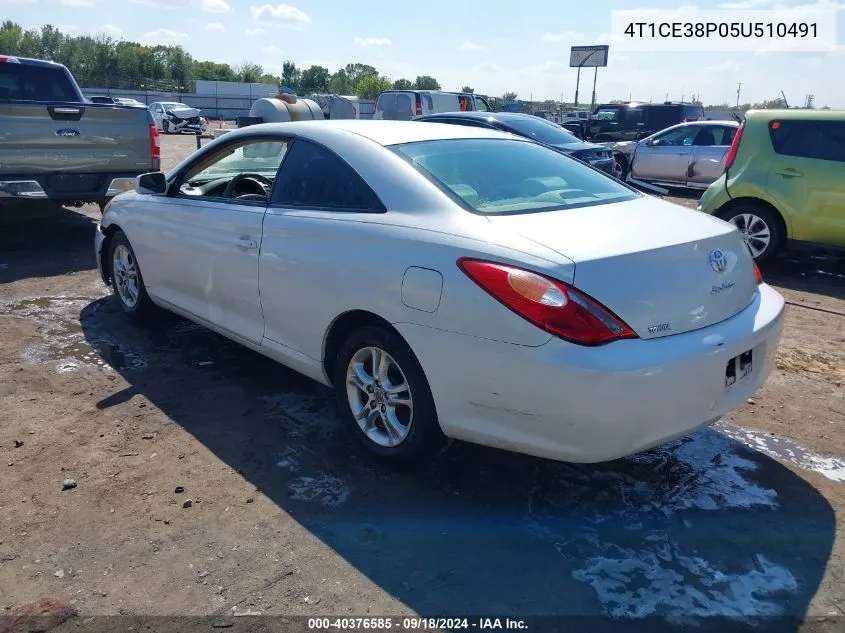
[3,0,844,106]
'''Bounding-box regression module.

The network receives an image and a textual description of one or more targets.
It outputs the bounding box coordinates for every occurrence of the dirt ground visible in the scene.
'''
[1,133,845,632]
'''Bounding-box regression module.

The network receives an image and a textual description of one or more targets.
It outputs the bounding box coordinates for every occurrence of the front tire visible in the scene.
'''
[334,326,446,463]
[612,154,629,181]
[108,230,153,321]
[720,203,784,264]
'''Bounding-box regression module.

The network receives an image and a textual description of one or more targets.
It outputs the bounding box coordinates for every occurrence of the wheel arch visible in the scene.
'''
[715,196,791,240]
[322,310,412,387]
[98,222,126,285]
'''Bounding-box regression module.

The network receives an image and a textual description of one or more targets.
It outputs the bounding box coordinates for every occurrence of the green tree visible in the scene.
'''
[392,78,413,90]
[281,60,301,91]
[299,65,330,94]
[461,85,474,93]
[355,74,392,99]
[344,63,378,90]
[414,75,441,90]
[328,69,352,94]
[502,91,518,102]
[235,61,263,83]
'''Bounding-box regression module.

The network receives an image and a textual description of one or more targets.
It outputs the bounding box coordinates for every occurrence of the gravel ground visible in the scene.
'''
[1,133,844,632]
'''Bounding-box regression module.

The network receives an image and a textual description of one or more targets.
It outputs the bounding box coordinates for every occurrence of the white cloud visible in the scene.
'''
[353,37,391,47]
[536,61,569,74]
[99,24,122,37]
[142,28,189,45]
[204,22,226,32]
[458,40,484,51]
[474,61,504,73]
[718,0,774,7]
[58,24,80,35]
[249,4,311,29]
[202,0,232,13]
[262,44,282,54]
[541,30,583,42]
[245,27,266,36]
[60,0,96,6]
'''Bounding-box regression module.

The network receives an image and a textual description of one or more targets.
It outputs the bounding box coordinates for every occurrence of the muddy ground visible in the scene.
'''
[1,133,844,632]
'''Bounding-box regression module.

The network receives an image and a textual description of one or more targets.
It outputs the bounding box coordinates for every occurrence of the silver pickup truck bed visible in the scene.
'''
[0,55,159,208]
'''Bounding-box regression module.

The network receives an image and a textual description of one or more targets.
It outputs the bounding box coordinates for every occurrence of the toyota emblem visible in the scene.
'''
[709,249,729,273]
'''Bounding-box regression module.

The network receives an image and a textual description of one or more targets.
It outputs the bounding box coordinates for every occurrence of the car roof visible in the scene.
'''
[744,108,845,122]
[232,119,519,147]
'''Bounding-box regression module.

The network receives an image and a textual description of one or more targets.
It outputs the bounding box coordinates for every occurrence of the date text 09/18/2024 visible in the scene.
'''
[307,617,529,630]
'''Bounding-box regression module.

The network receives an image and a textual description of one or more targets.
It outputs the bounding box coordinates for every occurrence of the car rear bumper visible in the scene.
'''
[395,283,785,463]
[0,169,156,203]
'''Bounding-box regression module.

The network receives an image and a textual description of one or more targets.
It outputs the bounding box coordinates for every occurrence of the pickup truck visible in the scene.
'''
[0,55,160,211]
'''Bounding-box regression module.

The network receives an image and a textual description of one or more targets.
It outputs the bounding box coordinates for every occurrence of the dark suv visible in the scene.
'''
[583,101,705,142]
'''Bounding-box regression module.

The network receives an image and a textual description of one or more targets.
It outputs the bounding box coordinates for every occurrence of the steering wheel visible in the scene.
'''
[221,173,273,199]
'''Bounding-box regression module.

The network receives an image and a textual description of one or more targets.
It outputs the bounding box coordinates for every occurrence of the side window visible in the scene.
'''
[475,96,490,112]
[178,137,289,201]
[625,108,644,125]
[684,105,704,121]
[652,125,699,147]
[692,126,718,146]
[593,107,620,122]
[770,120,845,163]
[273,139,385,211]
[715,126,737,146]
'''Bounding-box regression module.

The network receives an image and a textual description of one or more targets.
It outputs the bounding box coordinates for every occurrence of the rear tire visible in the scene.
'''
[333,326,446,464]
[108,230,154,322]
[719,203,784,264]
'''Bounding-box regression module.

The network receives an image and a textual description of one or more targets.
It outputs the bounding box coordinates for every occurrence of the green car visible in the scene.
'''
[697,109,845,263]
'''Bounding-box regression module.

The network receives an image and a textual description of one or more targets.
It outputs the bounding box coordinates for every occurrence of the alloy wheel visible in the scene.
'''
[728,213,771,259]
[112,244,139,308]
[345,346,414,448]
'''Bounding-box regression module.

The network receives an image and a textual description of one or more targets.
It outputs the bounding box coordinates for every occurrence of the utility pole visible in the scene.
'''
[736,82,742,108]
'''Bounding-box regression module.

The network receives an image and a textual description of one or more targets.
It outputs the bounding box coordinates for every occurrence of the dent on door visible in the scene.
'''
[401,267,443,313]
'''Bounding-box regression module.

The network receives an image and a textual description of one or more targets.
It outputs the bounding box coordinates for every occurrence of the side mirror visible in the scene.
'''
[135,172,167,195]
[645,139,655,146]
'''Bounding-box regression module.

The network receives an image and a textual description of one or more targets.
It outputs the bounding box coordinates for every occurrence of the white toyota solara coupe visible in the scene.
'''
[95,120,785,464]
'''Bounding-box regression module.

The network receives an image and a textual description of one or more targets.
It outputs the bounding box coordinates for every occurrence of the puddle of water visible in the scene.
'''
[716,421,845,483]
[288,475,350,507]
[2,295,147,373]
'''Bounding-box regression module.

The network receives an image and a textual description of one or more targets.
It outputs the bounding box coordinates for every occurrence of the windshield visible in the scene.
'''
[161,102,190,110]
[503,117,581,145]
[392,138,638,215]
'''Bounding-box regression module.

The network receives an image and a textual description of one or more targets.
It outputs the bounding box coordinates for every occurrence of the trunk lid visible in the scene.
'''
[0,102,154,175]
[486,196,758,339]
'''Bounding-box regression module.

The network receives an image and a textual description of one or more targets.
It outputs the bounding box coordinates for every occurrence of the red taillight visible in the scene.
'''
[723,122,744,174]
[149,123,160,159]
[457,258,637,346]
[415,97,422,116]
[754,262,763,284]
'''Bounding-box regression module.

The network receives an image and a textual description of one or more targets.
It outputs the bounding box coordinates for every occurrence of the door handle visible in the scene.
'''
[775,168,802,178]
[233,237,257,249]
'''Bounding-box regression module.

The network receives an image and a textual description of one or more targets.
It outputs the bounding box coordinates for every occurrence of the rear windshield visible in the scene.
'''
[504,117,582,145]
[391,138,638,215]
[0,63,79,102]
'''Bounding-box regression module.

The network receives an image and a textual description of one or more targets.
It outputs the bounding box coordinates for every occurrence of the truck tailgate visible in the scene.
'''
[0,102,154,176]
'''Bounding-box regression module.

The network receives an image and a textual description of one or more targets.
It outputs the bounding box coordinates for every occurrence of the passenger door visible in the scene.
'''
[766,118,845,247]
[259,138,387,360]
[135,136,289,345]
[630,124,699,183]
[686,125,737,188]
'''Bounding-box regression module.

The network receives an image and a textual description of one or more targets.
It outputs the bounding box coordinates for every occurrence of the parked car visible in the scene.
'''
[88,95,116,104]
[612,120,740,185]
[698,109,845,263]
[149,101,207,134]
[583,101,705,142]
[413,111,615,175]
[562,109,591,123]
[95,119,783,465]
[373,90,492,121]
[114,97,147,108]
[0,55,160,212]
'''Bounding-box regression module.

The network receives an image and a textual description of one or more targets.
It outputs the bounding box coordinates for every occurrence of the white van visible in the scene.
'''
[374,90,492,120]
